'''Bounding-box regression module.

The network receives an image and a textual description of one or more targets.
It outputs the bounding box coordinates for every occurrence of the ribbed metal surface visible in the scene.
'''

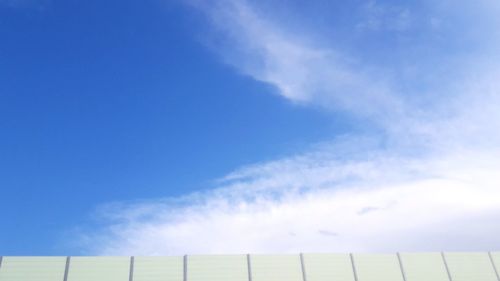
[399,253,449,281]
[302,253,355,281]
[489,252,500,281]
[250,254,303,281]
[444,252,498,281]
[0,253,499,281]
[66,257,130,281]
[187,255,247,281]
[133,256,183,281]
[0,257,66,281]
[351,254,404,281]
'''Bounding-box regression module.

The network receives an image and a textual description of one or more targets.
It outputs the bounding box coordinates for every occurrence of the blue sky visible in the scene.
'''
[0,0,345,254]
[1,0,500,255]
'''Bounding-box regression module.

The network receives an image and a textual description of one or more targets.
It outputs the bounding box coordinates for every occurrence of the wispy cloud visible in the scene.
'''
[188,0,406,122]
[80,142,500,254]
[75,0,500,254]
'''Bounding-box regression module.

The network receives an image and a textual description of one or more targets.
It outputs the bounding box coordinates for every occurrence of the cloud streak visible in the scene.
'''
[76,0,500,255]
[188,0,407,121]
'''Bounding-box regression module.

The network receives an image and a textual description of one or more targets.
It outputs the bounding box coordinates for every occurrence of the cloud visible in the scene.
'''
[187,0,406,122]
[74,0,500,255]
[80,143,500,255]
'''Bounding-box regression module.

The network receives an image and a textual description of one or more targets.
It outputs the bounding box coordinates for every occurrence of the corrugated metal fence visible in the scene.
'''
[0,252,499,281]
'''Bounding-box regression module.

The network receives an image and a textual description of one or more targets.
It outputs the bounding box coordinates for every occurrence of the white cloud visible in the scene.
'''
[187,0,405,122]
[75,0,500,254]
[82,143,500,255]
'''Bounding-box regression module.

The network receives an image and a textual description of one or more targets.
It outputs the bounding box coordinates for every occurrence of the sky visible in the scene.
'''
[0,0,499,255]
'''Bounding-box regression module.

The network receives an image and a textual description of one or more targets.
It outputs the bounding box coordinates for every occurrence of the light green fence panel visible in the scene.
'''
[352,254,404,281]
[250,254,303,281]
[444,252,498,281]
[187,255,247,281]
[66,257,130,281]
[490,252,500,279]
[302,253,355,281]
[399,253,449,281]
[133,256,183,281]
[0,257,66,281]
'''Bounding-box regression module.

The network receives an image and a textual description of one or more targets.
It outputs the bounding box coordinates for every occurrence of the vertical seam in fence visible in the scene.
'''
[350,253,359,281]
[129,256,135,281]
[489,252,500,281]
[441,252,453,281]
[300,253,307,281]
[63,256,70,281]
[184,255,188,281]
[247,254,253,281]
[397,253,407,281]
[0,256,3,271]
